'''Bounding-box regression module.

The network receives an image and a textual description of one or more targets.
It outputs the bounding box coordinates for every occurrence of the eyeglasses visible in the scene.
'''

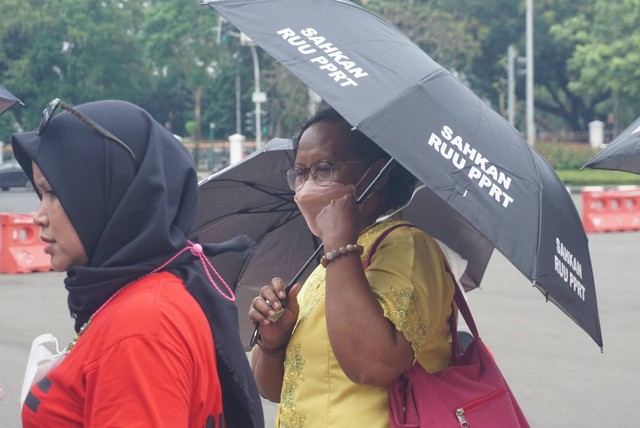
[37,98,137,161]
[285,160,369,191]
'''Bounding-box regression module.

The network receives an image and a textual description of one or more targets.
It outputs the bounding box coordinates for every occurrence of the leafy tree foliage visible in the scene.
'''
[0,0,149,131]
[531,0,599,132]
[261,57,312,140]
[1,0,639,151]
[141,0,233,142]
[551,0,640,129]
[365,0,480,76]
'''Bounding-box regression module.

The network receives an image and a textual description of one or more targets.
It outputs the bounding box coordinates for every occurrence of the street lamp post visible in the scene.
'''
[241,33,266,150]
[209,122,216,169]
[249,45,264,150]
[507,45,516,126]
[526,0,535,145]
[216,17,265,149]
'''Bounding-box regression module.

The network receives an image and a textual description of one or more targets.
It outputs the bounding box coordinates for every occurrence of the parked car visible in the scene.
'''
[0,158,32,191]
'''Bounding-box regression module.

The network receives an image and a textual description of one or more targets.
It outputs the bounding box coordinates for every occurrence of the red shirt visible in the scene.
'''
[22,272,223,428]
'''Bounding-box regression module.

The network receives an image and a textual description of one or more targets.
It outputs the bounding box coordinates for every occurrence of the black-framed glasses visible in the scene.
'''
[37,98,137,161]
[285,160,369,191]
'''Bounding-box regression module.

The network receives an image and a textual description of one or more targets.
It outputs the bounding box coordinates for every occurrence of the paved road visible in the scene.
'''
[1,191,639,426]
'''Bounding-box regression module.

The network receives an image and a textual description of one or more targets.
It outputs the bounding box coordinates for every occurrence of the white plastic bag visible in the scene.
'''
[20,333,65,405]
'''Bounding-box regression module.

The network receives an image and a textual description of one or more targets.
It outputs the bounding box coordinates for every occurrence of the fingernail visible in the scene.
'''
[278,291,285,298]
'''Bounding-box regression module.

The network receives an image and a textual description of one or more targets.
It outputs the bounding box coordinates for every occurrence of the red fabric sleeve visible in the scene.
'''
[84,335,196,427]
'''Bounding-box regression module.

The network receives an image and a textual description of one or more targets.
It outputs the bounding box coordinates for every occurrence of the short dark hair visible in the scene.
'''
[294,106,417,209]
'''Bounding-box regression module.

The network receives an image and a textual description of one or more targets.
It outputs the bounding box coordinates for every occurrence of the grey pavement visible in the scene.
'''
[1,190,640,426]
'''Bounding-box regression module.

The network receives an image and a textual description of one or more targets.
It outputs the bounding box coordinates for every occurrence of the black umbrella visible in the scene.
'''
[192,138,494,348]
[0,84,22,115]
[202,0,602,348]
[583,116,640,174]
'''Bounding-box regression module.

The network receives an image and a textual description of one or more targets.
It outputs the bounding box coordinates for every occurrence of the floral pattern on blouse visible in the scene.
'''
[376,287,428,357]
[279,343,306,428]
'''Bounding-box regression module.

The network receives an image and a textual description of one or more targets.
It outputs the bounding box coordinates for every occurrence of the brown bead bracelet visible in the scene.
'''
[320,243,364,267]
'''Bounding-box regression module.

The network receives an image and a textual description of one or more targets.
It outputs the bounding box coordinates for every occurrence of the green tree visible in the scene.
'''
[551,0,640,131]
[428,0,603,132]
[364,0,480,78]
[211,16,311,141]
[412,0,521,107]
[201,51,243,140]
[142,1,235,166]
[0,0,149,131]
[530,0,600,132]
[262,57,311,139]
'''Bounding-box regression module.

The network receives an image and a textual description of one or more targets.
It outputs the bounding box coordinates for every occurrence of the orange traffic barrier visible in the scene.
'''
[0,212,52,274]
[582,187,640,233]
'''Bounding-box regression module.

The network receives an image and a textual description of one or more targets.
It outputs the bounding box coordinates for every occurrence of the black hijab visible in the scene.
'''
[11,100,263,428]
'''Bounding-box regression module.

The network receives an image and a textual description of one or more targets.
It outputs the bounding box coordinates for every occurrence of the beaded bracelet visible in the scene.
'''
[320,243,364,267]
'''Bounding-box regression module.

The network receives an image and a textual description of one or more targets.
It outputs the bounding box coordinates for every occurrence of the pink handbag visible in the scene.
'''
[365,223,529,427]
[388,281,530,427]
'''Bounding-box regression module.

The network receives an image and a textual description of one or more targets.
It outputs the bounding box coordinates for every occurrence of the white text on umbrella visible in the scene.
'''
[555,238,586,301]
[427,126,515,208]
[277,28,369,87]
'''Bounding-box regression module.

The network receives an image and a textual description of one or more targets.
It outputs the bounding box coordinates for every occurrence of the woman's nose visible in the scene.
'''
[33,204,47,227]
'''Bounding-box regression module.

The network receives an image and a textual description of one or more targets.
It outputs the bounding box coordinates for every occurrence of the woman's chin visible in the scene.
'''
[48,257,69,272]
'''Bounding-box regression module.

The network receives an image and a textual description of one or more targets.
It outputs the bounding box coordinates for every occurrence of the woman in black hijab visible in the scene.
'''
[12,99,263,428]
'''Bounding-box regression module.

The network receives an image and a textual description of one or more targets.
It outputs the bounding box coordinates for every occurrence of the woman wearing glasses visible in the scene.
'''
[248,106,456,427]
[12,99,263,428]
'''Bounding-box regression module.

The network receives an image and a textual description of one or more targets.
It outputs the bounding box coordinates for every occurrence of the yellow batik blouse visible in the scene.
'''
[275,215,456,428]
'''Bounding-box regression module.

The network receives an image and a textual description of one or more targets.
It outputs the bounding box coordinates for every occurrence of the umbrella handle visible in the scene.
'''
[249,243,325,347]
[250,158,398,347]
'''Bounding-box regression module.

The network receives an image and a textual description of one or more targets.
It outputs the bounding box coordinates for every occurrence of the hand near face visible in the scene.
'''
[315,192,363,246]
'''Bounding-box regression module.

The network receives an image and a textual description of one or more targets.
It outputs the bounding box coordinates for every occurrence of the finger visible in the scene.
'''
[343,192,356,202]
[255,296,280,323]
[260,284,280,308]
[248,300,270,325]
[271,277,287,301]
[286,282,302,314]
[254,285,279,314]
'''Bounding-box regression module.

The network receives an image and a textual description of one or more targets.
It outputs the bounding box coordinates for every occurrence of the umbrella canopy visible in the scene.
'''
[0,84,22,115]
[192,138,494,348]
[203,0,602,348]
[583,116,640,174]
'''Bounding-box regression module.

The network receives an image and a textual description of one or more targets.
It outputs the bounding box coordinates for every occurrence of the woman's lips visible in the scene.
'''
[40,236,54,254]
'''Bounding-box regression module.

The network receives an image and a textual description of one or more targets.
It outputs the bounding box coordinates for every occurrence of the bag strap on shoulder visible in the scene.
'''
[364,223,482,355]
[365,223,415,267]
[452,276,479,339]
[364,223,480,349]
